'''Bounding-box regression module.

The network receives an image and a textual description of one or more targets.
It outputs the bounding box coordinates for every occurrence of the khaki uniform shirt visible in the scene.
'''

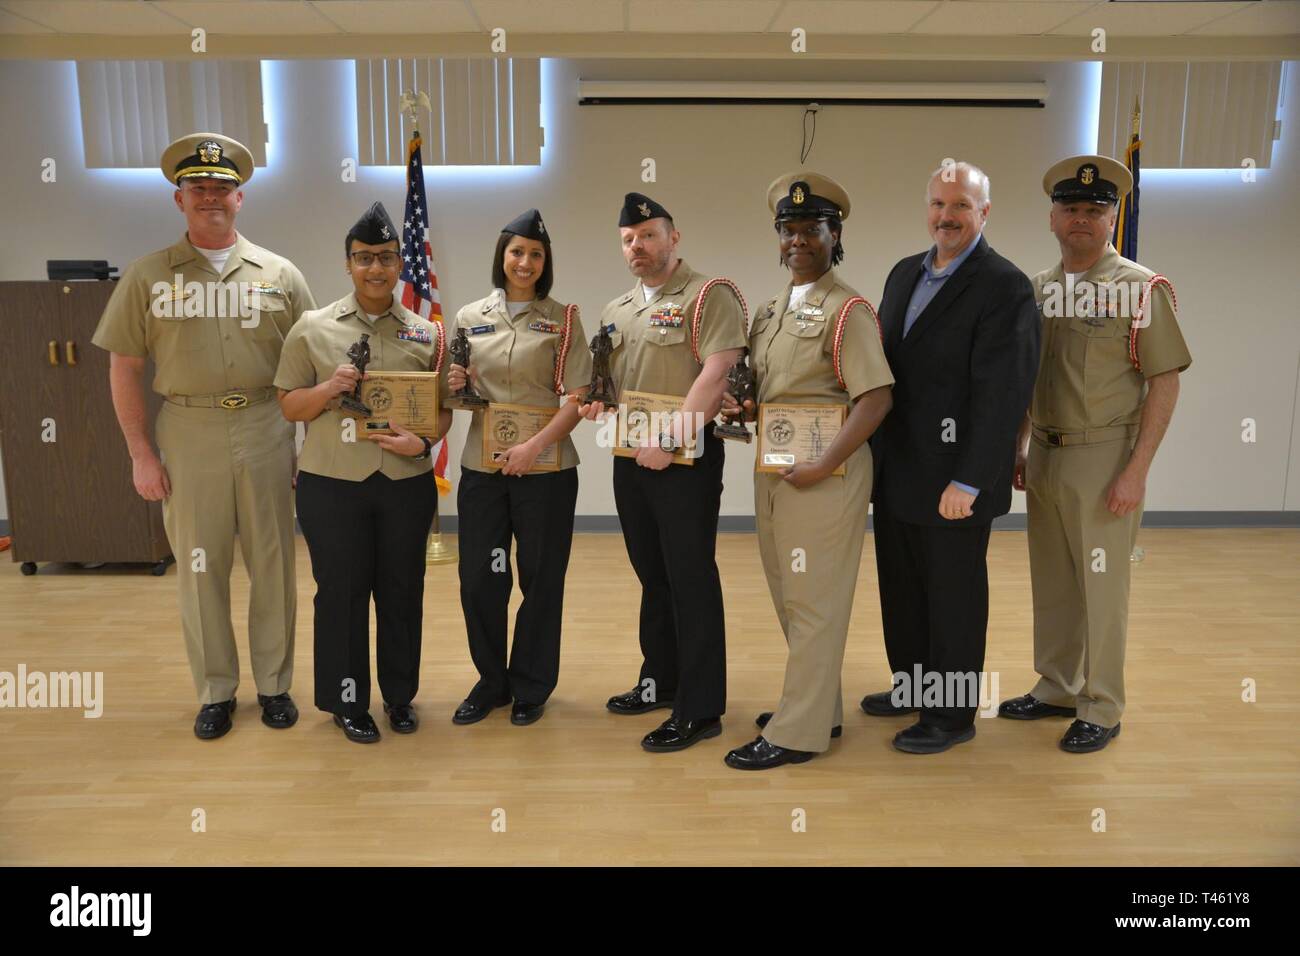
[1031,244,1191,432]
[451,290,591,473]
[92,233,316,396]
[751,269,894,405]
[274,293,449,481]
[600,259,748,398]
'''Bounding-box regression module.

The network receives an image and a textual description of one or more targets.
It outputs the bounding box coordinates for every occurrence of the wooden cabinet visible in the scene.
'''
[0,281,171,573]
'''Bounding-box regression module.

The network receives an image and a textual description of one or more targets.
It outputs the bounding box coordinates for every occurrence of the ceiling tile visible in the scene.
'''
[470,0,626,33]
[0,5,57,32]
[1187,0,1300,35]
[772,0,943,35]
[310,1,481,34]
[154,1,341,34]
[0,0,181,33]
[1047,1,1257,37]
[627,1,783,34]
[911,2,1099,35]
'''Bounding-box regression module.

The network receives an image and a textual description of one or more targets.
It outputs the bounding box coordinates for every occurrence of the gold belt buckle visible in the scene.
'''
[219,392,249,409]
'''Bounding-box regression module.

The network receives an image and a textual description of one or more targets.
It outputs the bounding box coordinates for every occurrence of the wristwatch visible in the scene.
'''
[413,436,433,460]
[659,432,679,454]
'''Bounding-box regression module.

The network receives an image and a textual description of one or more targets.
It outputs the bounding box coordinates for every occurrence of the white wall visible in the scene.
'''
[2,56,1297,520]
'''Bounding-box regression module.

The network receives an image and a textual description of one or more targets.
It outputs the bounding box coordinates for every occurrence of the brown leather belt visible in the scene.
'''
[165,386,277,410]
[1032,424,1137,448]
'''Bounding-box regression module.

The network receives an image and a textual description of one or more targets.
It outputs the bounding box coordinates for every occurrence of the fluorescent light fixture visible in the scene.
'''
[1080,60,1102,155]
[578,80,1049,107]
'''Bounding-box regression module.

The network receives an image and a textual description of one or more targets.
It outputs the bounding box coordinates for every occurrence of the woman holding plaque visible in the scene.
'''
[718,172,894,770]
[446,209,591,727]
[274,202,451,744]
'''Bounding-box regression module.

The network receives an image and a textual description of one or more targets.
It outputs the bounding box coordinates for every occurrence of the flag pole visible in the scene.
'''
[398,88,458,567]
[426,511,456,565]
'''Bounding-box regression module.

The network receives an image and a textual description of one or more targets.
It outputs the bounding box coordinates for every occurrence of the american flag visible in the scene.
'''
[397,129,450,494]
[398,131,441,320]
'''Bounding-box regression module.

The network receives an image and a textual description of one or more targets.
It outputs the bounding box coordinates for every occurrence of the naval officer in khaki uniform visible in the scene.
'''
[445,208,591,728]
[93,134,315,740]
[276,202,451,744]
[578,192,748,753]
[999,155,1191,753]
[720,173,894,770]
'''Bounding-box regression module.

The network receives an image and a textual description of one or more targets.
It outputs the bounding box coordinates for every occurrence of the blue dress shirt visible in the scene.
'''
[902,234,983,498]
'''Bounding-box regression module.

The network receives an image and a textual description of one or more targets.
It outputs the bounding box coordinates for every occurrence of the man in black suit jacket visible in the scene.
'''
[864,162,1040,754]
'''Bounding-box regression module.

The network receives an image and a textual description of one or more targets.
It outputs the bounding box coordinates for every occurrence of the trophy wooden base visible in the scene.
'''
[715,421,753,443]
[340,395,373,417]
[449,391,490,410]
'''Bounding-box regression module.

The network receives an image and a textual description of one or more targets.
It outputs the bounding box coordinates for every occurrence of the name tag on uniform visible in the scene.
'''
[602,322,617,334]
[528,320,561,334]
[468,324,497,335]
[648,303,684,328]
[157,283,192,319]
[397,326,432,343]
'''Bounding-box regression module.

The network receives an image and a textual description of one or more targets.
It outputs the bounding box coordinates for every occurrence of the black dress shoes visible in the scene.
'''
[997,693,1076,720]
[194,699,235,740]
[383,702,418,734]
[860,690,920,717]
[892,722,976,754]
[755,711,841,738]
[257,692,298,729]
[511,701,545,726]
[1060,719,1121,753]
[640,715,721,752]
[606,686,675,716]
[333,712,381,744]
[725,736,815,770]
[452,695,511,725]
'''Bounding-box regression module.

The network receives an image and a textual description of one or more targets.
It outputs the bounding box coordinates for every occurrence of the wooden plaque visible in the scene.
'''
[756,403,847,475]
[361,371,441,438]
[612,389,697,467]
[481,402,560,473]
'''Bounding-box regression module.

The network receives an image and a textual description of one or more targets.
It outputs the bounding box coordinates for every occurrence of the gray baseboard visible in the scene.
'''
[455,511,1300,533]
[5,511,1298,541]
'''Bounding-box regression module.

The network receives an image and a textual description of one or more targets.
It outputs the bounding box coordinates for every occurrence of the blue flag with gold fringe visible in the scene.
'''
[1113,98,1141,261]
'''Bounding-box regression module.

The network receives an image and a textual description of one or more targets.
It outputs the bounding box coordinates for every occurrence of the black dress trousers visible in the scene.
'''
[873,507,992,731]
[296,469,438,717]
[611,424,727,721]
[457,466,579,707]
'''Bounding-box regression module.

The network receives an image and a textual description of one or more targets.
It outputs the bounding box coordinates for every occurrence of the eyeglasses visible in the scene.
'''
[350,251,400,267]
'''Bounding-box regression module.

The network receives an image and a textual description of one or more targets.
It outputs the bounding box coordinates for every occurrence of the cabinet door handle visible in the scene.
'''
[65,341,77,366]
[48,341,60,366]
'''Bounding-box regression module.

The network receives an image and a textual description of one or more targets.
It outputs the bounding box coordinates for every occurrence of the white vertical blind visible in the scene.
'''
[77,60,267,170]
[1099,61,1282,169]
[355,57,542,166]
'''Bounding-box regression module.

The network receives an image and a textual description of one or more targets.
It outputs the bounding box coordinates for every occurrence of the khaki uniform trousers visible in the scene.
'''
[1026,435,1141,728]
[156,397,297,704]
[755,440,873,753]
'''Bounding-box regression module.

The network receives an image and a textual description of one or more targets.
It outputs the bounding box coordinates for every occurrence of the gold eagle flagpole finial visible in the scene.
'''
[398,89,432,136]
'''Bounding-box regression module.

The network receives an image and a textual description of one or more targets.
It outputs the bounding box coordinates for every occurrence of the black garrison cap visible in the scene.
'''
[619,192,672,227]
[347,201,399,247]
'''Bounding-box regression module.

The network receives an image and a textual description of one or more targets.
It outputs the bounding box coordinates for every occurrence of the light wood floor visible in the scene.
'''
[2,528,1297,866]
